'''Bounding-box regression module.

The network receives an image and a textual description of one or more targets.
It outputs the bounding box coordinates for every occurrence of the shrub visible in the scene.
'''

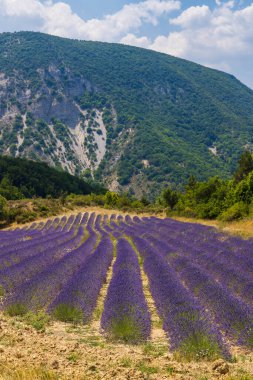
[175,332,221,362]
[66,194,105,207]
[15,211,37,224]
[110,316,143,343]
[105,191,119,207]
[172,205,197,218]
[130,200,143,209]
[195,201,222,219]
[24,311,51,331]
[0,195,7,220]
[0,285,5,297]
[6,303,28,317]
[161,187,179,210]
[53,304,83,324]
[219,202,249,222]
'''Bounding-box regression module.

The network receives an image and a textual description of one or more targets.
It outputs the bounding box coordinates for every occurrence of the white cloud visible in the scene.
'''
[0,0,181,41]
[150,32,188,56]
[120,33,151,48]
[151,2,253,59]
[214,0,236,8]
[49,0,180,41]
[0,0,43,17]
[170,5,211,28]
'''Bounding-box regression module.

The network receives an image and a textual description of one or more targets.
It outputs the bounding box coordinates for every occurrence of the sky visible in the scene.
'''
[0,0,252,88]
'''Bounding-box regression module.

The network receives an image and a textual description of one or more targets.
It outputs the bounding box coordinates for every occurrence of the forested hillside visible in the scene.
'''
[1,32,253,196]
[0,155,104,199]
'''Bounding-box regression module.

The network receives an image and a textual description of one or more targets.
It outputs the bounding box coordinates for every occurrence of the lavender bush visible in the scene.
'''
[101,238,151,343]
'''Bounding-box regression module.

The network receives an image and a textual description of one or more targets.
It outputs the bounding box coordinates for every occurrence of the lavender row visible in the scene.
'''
[139,226,253,305]
[0,213,89,293]
[101,238,151,343]
[175,240,253,307]
[0,214,73,256]
[135,217,253,302]
[0,224,86,293]
[0,215,63,245]
[4,230,97,311]
[142,217,253,277]
[127,218,253,348]
[141,220,253,307]
[168,253,253,349]
[0,213,84,269]
[49,236,113,323]
[132,234,227,359]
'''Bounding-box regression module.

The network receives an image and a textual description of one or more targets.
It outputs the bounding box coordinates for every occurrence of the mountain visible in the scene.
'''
[1,31,253,197]
[0,155,104,199]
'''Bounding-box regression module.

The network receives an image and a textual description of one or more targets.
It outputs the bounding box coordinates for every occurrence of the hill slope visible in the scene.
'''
[0,155,103,199]
[1,31,253,196]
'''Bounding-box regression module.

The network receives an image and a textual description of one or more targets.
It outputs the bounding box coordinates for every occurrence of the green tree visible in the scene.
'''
[186,175,197,191]
[0,195,7,220]
[141,196,150,206]
[162,187,179,210]
[105,191,119,207]
[234,150,253,183]
[0,176,24,200]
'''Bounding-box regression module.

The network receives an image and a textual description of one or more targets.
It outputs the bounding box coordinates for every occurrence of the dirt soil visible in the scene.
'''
[0,312,253,380]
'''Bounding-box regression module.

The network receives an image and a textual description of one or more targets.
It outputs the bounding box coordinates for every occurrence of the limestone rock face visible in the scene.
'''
[0,67,109,177]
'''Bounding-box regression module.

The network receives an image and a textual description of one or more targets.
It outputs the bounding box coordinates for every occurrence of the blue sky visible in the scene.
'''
[67,0,252,18]
[0,0,252,88]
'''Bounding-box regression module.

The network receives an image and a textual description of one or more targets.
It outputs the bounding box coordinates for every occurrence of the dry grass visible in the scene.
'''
[0,365,62,380]
[173,216,253,238]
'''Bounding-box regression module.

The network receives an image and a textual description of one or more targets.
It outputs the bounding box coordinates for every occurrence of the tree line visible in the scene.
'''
[160,151,253,221]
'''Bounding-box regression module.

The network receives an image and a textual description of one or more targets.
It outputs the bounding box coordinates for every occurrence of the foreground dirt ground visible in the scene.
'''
[0,311,252,380]
[0,311,253,380]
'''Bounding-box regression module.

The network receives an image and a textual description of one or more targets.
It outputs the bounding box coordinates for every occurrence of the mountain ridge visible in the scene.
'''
[1,31,253,197]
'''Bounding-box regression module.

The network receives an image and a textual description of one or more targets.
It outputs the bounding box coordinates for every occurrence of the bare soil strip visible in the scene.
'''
[140,268,167,344]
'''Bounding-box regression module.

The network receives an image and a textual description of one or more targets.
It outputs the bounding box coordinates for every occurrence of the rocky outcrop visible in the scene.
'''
[0,66,109,176]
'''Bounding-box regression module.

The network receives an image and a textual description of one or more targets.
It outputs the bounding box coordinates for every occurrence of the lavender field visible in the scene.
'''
[0,212,253,360]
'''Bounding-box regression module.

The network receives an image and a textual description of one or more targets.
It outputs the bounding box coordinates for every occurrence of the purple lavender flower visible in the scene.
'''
[101,238,151,343]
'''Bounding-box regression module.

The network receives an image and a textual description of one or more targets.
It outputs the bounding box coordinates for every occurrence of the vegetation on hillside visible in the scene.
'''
[1,32,253,195]
[0,155,105,199]
[161,151,253,221]
[0,155,107,227]
[0,155,157,227]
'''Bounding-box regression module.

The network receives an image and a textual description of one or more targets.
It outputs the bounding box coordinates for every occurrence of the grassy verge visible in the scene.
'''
[0,366,62,380]
[173,215,253,238]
